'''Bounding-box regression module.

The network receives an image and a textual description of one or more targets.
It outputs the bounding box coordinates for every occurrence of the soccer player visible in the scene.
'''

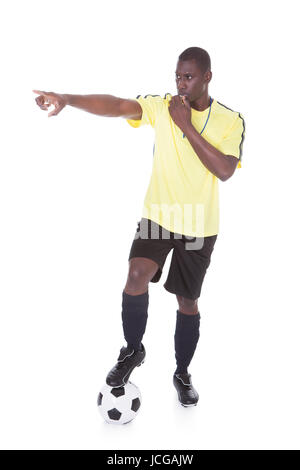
[33,47,245,407]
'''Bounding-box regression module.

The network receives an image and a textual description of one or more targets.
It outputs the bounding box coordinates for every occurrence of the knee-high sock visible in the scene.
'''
[121,290,149,351]
[174,309,200,374]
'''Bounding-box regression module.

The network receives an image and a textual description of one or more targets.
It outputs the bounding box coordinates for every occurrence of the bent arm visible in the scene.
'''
[64,94,142,119]
[183,123,238,181]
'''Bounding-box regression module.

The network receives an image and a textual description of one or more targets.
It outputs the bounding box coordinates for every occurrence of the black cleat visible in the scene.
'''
[106,343,146,387]
[173,373,199,407]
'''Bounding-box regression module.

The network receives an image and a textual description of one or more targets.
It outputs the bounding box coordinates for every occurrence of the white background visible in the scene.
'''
[0,0,299,450]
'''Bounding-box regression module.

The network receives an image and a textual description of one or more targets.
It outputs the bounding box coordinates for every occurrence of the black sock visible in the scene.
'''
[174,309,200,374]
[121,290,149,351]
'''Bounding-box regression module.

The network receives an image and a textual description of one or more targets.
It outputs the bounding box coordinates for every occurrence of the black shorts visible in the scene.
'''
[128,218,218,301]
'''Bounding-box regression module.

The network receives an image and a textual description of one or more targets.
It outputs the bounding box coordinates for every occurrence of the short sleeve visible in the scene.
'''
[218,114,245,169]
[126,94,163,128]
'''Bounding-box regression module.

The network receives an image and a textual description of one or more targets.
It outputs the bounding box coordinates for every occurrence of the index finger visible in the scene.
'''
[32,90,46,95]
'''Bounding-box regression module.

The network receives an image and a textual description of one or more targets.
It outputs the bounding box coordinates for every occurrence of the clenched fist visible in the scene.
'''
[168,94,192,133]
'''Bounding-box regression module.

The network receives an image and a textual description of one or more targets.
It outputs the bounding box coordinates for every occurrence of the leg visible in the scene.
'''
[172,294,201,406]
[174,295,200,374]
[106,257,160,387]
[165,236,217,406]
[121,257,159,351]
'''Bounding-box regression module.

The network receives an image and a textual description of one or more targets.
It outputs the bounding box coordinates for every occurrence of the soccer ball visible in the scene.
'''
[97,381,142,425]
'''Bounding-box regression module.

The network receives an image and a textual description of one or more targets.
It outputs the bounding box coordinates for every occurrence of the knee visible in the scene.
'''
[126,258,159,288]
[127,267,147,286]
[126,262,153,289]
[176,295,199,314]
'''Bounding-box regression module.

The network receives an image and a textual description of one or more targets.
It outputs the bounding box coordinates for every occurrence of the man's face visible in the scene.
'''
[175,59,210,102]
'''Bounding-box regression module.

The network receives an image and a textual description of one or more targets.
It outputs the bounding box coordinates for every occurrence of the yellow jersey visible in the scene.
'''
[126,93,245,237]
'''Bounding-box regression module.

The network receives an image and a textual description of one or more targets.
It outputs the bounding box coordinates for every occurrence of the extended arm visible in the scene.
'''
[64,94,142,119]
[33,90,142,120]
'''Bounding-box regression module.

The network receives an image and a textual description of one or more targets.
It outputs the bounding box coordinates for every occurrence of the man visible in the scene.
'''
[33,46,245,408]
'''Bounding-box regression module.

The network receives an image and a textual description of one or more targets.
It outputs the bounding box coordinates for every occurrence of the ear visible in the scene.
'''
[205,70,212,83]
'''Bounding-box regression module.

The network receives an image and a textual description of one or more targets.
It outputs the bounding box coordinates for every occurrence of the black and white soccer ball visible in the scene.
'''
[97,381,142,425]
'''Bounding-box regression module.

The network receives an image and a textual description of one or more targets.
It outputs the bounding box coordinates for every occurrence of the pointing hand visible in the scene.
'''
[32,90,68,117]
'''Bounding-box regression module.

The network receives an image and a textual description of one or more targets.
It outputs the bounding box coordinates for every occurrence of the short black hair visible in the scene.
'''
[178,47,211,74]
